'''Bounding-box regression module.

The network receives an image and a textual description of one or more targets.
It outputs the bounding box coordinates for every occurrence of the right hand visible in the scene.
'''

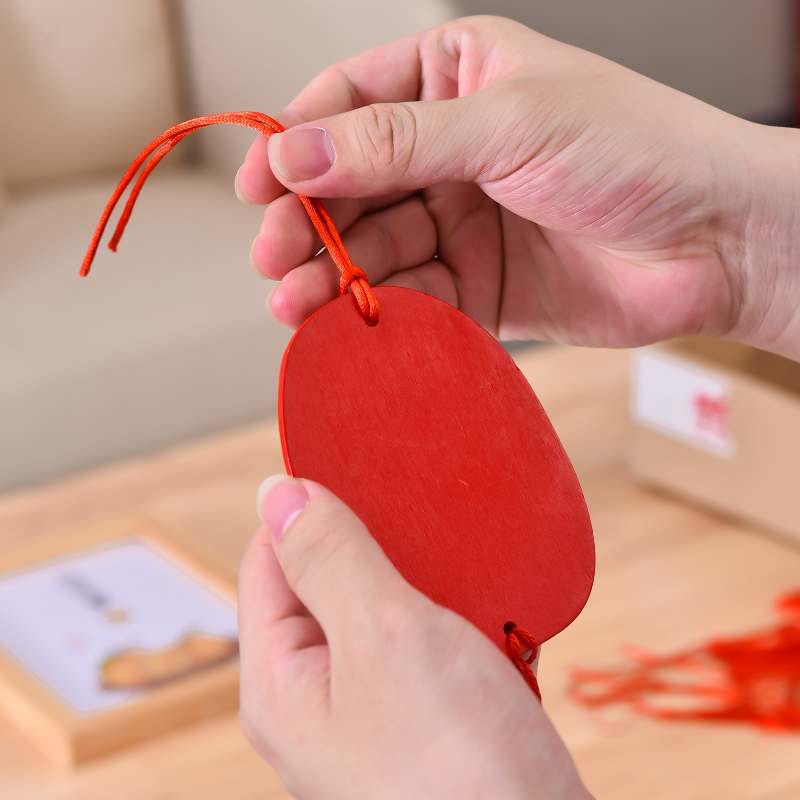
[237,15,800,360]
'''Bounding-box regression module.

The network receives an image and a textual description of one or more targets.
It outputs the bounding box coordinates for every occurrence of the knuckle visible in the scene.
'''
[238,708,260,750]
[239,707,280,767]
[354,103,418,178]
[373,592,465,673]
[380,591,418,639]
[282,506,352,595]
[279,772,302,799]
[378,588,435,648]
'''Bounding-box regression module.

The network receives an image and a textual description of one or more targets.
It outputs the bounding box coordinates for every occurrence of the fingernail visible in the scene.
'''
[269,128,335,183]
[265,285,277,320]
[235,165,253,204]
[256,475,309,540]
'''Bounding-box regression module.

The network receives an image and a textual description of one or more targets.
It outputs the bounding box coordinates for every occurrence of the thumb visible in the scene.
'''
[258,475,413,640]
[267,91,522,197]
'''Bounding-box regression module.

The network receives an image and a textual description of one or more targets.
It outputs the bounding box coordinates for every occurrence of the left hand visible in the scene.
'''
[238,475,593,800]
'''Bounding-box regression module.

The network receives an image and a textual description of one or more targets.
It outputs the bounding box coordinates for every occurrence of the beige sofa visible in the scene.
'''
[0,0,456,491]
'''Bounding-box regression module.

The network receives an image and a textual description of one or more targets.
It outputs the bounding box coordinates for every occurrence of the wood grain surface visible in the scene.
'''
[0,344,798,800]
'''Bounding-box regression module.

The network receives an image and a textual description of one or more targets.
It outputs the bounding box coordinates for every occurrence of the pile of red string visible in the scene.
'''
[569,590,800,732]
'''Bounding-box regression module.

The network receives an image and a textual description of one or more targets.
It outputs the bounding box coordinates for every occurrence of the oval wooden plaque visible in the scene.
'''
[279,287,594,648]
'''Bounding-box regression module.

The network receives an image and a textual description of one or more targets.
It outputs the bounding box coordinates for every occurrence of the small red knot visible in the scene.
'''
[505,625,542,701]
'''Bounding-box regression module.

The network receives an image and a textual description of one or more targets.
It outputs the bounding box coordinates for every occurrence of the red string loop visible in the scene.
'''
[80,112,379,325]
[505,625,542,702]
[339,264,367,293]
[337,264,379,325]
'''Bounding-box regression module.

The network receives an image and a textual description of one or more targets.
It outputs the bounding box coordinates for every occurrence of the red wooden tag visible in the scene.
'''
[279,286,594,649]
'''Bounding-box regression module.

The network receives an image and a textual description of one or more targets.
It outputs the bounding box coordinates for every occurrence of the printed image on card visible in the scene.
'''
[0,539,238,715]
[632,349,736,458]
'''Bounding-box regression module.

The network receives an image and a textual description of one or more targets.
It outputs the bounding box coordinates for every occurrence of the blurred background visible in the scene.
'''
[0,0,795,493]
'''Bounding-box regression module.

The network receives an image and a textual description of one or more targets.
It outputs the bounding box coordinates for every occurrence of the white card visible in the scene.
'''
[0,539,238,715]
[631,349,736,458]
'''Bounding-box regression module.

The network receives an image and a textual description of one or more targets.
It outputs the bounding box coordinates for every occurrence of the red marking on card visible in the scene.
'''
[693,393,729,439]
[279,286,595,648]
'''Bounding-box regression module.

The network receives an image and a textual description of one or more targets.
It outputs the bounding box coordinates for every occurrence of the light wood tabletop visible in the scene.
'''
[1,344,798,799]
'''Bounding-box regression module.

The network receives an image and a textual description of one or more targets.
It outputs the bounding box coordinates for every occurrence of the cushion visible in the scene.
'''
[0,170,291,491]
[0,0,179,186]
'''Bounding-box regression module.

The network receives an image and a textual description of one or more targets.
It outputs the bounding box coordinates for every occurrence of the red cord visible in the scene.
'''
[569,590,800,732]
[80,112,379,325]
[506,625,542,701]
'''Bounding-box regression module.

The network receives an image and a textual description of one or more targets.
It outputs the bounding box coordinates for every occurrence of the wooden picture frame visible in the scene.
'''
[0,517,239,767]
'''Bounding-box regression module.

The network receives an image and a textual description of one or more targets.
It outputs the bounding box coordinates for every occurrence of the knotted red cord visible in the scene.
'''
[505,623,542,701]
[80,112,379,325]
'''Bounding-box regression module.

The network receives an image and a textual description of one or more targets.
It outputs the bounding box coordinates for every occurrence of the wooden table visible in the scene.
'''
[1,345,798,800]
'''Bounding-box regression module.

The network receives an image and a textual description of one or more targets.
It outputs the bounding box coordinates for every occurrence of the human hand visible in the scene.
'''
[237,15,800,360]
[238,475,593,800]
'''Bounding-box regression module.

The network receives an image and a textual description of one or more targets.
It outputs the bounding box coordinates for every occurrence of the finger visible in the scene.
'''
[268,257,338,330]
[267,80,545,202]
[342,196,438,283]
[259,476,412,643]
[379,260,459,309]
[236,134,281,206]
[258,20,572,202]
[237,13,525,205]
[238,516,328,762]
[236,32,431,205]
[268,196,439,328]
[235,106,319,205]
[238,521,326,654]
[252,193,345,281]
[237,17,551,203]
[251,190,416,281]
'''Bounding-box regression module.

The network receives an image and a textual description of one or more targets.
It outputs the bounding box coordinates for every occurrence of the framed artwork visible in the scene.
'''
[0,519,239,766]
